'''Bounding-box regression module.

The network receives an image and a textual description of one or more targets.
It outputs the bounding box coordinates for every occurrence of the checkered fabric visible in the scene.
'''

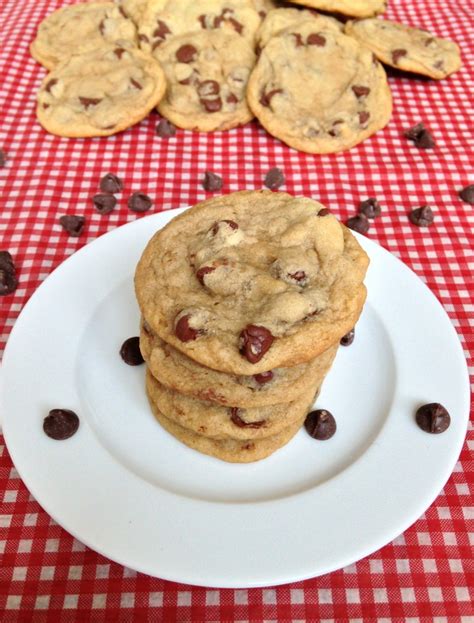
[0,0,472,620]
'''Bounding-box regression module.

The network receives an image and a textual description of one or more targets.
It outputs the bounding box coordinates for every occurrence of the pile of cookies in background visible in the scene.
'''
[30,0,461,152]
[134,191,369,462]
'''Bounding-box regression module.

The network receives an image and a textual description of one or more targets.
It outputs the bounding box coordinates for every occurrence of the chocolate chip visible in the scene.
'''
[293,33,304,47]
[153,19,171,41]
[128,192,152,213]
[138,34,149,44]
[120,336,144,366]
[130,78,142,90]
[392,48,407,64]
[358,111,370,125]
[197,80,220,98]
[415,403,450,434]
[264,167,285,190]
[200,96,222,112]
[156,119,176,138]
[318,208,330,216]
[304,409,336,440]
[100,173,123,193]
[226,93,238,104]
[409,205,434,227]
[175,314,200,342]
[202,171,223,191]
[459,184,474,204]
[358,198,381,219]
[59,215,85,237]
[79,96,102,109]
[253,371,273,385]
[45,78,58,93]
[198,15,207,28]
[211,220,238,235]
[176,44,197,63]
[114,47,126,59]
[259,88,283,107]
[239,325,274,363]
[0,149,6,167]
[307,33,326,46]
[346,214,369,234]
[196,265,216,285]
[92,193,116,215]
[340,328,355,346]
[352,85,370,98]
[404,123,436,149]
[43,409,79,440]
[0,251,18,296]
[230,407,265,429]
[288,270,306,282]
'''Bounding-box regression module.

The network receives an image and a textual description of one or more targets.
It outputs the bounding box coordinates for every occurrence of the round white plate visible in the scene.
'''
[1,210,469,588]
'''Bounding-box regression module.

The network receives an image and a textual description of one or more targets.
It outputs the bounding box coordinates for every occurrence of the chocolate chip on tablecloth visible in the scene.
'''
[100,173,123,193]
[43,409,80,440]
[304,409,337,440]
[202,171,223,191]
[358,198,381,219]
[156,119,177,138]
[415,403,451,434]
[340,328,355,346]
[0,250,18,296]
[459,184,474,204]
[347,214,370,234]
[93,193,117,214]
[128,192,152,213]
[59,215,85,237]
[120,337,144,366]
[404,122,436,149]
[409,205,434,227]
[264,167,285,190]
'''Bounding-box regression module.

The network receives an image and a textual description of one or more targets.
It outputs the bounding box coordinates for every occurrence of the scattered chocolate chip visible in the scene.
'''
[92,193,116,215]
[175,314,200,342]
[0,251,18,296]
[352,85,370,98]
[202,171,223,191]
[359,111,370,125]
[45,78,58,93]
[114,47,126,59]
[459,184,474,204]
[198,14,207,28]
[0,149,6,167]
[264,167,285,190]
[318,208,330,216]
[200,96,222,112]
[358,198,381,219]
[230,407,265,429]
[43,409,79,440]
[404,123,436,149]
[153,19,171,41]
[424,37,435,46]
[293,33,304,47]
[340,328,355,346]
[307,33,326,46]
[176,44,197,63]
[434,60,444,70]
[197,80,220,98]
[138,33,149,44]
[409,205,434,227]
[226,93,238,104]
[415,403,450,434]
[288,270,306,282]
[211,220,238,235]
[196,265,216,285]
[392,48,407,64]
[59,215,85,237]
[253,371,273,385]
[259,88,283,107]
[156,119,176,138]
[128,192,152,213]
[100,173,123,193]
[227,17,243,34]
[79,96,102,109]
[347,214,369,234]
[130,78,142,90]
[120,336,144,366]
[239,325,274,363]
[43,104,50,110]
[304,409,336,440]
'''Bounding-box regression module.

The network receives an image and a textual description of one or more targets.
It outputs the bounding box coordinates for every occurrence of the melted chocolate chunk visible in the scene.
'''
[318,208,330,216]
[196,265,216,285]
[45,78,58,93]
[359,111,370,125]
[128,192,152,213]
[459,184,474,204]
[153,19,171,41]
[392,48,407,64]
[93,193,116,215]
[197,80,220,98]
[253,371,273,385]
[211,220,238,235]
[358,198,381,219]
[100,173,122,193]
[293,33,304,47]
[404,123,436,149]
[340,328,355,346]
[259,88,283,107]
[176,44,197,63]
[114,48,126,59]
[415,403,450,434]
[0,251,18,296]
[409,205,434,227]
[239,325,274,363]
[304,409,336,440]
[59,215,85,237]
[229,407,265,429]
[346,214,369,234]
[226,93,238,104]
[130,78,142,90]
[202,171,223,191]
[79,96,102,109]
[264,167,285,190]
[156,119,176,138]
[352,85,370,98]
[43,409,79,440]
[175,314,201,342]
[307,33,326,46]
[200,96,222,112]
[120,336,144,365]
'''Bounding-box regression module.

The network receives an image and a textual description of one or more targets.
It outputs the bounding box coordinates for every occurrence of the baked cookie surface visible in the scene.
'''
[285,0,386,19]
[36,46,166,137]
[30,2,137,69]
[134,191,369,375]
[154,30,256,131]
[119,0,149,25]
[345,18,462,79]
[247,15,392,153]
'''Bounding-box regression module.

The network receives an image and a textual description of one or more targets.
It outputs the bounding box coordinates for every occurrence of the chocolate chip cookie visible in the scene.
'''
[119,0,149,25]
[30,2,137,70]
[36,46,166,137]
[247,12,392,153]
[154,30,256,131]
[345,18,462,79]
[285,0,386,18]
[134,191,369,375]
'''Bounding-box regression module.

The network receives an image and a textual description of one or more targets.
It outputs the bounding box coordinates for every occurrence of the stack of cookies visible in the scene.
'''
[134,191,369,462]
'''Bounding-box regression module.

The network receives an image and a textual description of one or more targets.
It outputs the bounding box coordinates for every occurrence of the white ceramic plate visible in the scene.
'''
[1,210,469,588]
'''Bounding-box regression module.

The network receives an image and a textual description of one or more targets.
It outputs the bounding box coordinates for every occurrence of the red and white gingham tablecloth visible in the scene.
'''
[0,0,472,620]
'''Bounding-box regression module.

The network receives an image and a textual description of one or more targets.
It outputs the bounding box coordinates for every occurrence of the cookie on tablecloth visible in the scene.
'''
[30,2,137,69]
[134,191,369,375]
[247,12,392,153]
[345,18,462,79]
[36,45,166,137]
[285,0,386,18]
[154,30,256,131]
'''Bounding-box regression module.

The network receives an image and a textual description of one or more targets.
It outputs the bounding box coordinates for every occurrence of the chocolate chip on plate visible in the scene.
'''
[156,119,177,138]
[128,192,152,213]
[43,408,80,440]
[415,403,451,434]
[202,171,223,191]
[0,149,7,168]
[358,198,381,219]
[100,173,123,193]
[120,336,144,365]
[409,205,434,227]
[0,250,18,296]
[304,409,337,440]
[347,214,369,234]
[264,167,285,190]
[92,193,117,215]
[340,328,355,346]
[459,184,474,204]
[59,215,85,237]
[404,122,436,149]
